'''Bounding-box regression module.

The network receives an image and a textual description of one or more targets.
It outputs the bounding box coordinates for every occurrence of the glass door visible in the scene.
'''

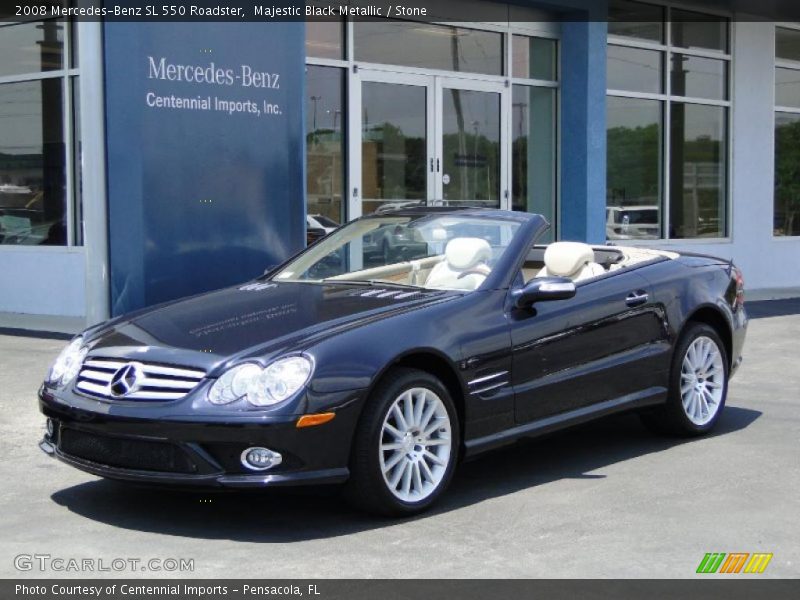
[352,70,508,218]
[435,78,508,209]
[356,71,435,216]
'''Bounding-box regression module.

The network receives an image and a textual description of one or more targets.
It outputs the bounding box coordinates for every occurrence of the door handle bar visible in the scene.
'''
[625,291,649,307]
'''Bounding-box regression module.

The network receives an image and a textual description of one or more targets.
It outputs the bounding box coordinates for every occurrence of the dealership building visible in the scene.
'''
[1,0,800,331]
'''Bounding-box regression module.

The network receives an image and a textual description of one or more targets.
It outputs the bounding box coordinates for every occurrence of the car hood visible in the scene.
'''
[84,281,453,372]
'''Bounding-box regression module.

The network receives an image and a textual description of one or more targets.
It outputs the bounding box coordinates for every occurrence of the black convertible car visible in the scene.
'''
[39,208,747,515]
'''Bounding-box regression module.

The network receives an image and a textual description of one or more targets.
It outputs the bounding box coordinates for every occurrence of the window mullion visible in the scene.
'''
[64,75,74,246]
[664,11,672,240]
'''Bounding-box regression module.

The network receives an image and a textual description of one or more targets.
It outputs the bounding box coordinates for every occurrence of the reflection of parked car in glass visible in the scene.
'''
[306,214,340,246]
[0,190,62,245]
[363,221,430,263]
[308,214,339,233]
[606,205,660,240]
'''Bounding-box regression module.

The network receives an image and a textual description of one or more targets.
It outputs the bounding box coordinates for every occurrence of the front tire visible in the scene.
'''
[640,322,729,436]
[344,368,459,516]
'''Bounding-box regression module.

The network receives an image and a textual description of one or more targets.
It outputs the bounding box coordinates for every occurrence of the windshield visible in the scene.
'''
[273,213,521,292]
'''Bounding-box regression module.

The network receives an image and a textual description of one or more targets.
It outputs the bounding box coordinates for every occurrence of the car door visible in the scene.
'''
[510,268,670,424]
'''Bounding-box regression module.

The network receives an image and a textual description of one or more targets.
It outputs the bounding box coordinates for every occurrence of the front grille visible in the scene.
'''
[75,358,205,402]
[59,428,196,473]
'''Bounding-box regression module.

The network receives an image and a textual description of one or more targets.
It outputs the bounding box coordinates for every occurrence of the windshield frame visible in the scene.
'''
[267,209,545,292]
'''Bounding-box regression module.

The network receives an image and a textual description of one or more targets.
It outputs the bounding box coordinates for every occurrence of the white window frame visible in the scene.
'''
[606,0,733,242]
[773,23,800,238]
[0,18,81,248]
[305,18,561,233]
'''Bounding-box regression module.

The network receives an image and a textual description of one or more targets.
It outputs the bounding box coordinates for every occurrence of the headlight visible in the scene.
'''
[47,337,88,387]
[208,356,313,407]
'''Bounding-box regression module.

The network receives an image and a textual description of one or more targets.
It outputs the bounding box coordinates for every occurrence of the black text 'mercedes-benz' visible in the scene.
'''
[39,208,747,515]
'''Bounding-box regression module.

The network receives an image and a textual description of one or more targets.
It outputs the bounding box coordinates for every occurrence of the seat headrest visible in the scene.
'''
[445,238,492,270]
[543,242,596,277]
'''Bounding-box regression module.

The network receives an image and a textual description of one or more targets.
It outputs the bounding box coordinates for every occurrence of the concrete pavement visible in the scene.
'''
[0,303,797,578]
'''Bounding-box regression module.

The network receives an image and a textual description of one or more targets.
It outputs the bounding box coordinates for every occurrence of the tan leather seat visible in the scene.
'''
[425,238,492,291]
[536,242,605,282]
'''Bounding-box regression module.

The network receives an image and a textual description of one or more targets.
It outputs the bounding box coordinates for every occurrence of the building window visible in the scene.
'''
[305,20,345,61]
[606,1,730,240]
[305,18,347,237]
[775,26,800,237]
[305,65,345,232]
[0,19,80,247]
[511,35,558,242]
[354,21,504,76]
[305,15,559,231]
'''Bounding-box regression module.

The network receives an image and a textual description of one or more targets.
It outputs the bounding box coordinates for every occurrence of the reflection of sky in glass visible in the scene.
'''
[776,27,800,62]
[0,20,64,78]
[670,12,728,53]
[441,89,499,142]
[776,67,800,109]
[607,45,662,93]
[670,55,726,100]
[355,22,502,76]
[607,98,723,142]
[306,66,343,133]
[304,21,343,60]
[361,82,425,139]
[511,36,557,81]
[0,82,43,154]
[608,0,664,42]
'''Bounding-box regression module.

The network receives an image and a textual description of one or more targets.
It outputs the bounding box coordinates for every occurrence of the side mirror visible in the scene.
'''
[513,277,576,309]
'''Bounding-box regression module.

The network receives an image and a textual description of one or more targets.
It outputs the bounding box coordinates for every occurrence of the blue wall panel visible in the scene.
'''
[104,22,305,316]
[557,2,608,244]
[518,0,608,242]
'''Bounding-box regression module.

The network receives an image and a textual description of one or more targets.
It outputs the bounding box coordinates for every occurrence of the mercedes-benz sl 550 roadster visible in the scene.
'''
[39,208,747,515]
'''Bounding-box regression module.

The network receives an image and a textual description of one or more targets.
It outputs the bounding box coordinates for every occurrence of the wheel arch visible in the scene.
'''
[683,304,733,369]
[363,348,468,441]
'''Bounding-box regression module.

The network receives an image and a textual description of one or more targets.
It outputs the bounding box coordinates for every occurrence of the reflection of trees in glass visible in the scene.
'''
[306,127,343,221]
[442,87,499,205]
[606,123,660,206]
[775,118,800,236]
[442,131,498,203]
[305,66,344,223]
[669,105,726,239]
[363,122,426,200]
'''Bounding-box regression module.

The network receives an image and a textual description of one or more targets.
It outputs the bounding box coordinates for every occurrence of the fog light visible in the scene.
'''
[241,447,282,471]
[46,418,54,437]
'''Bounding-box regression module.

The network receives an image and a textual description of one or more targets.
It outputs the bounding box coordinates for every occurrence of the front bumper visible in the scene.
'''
[38,388,363,489]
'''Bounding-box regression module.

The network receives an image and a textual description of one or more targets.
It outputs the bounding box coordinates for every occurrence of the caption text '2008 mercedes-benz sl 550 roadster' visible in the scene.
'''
[39,208,747,515]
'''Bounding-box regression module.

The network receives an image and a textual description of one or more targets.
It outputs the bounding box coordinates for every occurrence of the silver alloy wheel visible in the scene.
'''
[680,335,725,426]
[379,387,452,502]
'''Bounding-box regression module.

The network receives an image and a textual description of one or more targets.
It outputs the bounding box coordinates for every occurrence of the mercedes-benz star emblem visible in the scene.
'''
[108,362,144,398]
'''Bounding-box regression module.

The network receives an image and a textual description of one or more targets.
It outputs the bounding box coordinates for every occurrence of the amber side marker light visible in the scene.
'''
[296,412,336,428]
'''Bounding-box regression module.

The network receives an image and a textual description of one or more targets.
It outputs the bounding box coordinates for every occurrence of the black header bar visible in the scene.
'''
[3,0,800,22]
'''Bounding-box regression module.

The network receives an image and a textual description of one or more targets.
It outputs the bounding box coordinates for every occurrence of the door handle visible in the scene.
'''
[625,290,649,307]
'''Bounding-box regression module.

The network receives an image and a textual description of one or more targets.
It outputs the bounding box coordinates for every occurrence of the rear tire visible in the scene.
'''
[640,322,729,437]
[344,368,459,517]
